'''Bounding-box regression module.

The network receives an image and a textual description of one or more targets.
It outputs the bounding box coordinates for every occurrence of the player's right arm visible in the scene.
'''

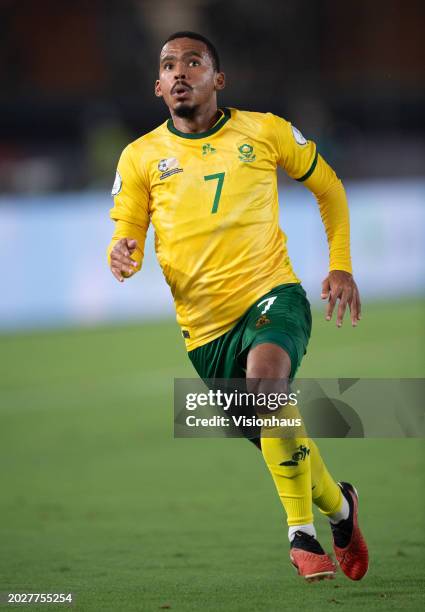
[270,114,360,327]
[107,143,150,283]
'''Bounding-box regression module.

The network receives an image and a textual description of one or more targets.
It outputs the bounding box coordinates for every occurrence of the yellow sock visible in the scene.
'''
[309,439,342,516]
[261,436,313,525]
[261,407,313,526]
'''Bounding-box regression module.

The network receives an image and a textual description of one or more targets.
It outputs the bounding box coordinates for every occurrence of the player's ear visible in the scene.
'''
[154,80,163,98]
[214,71,226,91]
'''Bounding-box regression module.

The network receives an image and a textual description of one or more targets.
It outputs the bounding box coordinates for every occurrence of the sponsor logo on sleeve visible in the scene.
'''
[291,125,308,146]
[111,170,122,196]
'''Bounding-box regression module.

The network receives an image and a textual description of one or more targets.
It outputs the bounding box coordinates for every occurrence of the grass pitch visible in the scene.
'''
[0,299,424,611]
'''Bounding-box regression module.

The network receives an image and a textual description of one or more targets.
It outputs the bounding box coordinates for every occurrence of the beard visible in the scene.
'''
[174,103,198,119]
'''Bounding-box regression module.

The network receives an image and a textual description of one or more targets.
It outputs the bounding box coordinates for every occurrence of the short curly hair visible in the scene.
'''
[162,31,220,72]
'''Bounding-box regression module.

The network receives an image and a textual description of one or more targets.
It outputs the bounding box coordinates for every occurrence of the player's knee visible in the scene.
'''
[245,372,290,399]
[247,361,281,380]
[246,342,291,381]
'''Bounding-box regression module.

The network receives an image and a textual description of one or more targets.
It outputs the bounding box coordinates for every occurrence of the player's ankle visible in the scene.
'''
[288,523,316,542]
[329,493,350,524]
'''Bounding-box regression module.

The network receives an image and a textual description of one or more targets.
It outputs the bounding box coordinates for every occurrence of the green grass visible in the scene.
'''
[0,299,424,611]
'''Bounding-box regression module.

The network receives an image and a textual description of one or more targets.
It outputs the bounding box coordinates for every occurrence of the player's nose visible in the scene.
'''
[173,61,187,80]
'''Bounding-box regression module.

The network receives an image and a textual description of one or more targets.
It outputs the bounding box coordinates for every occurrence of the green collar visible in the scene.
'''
[167,107,231,139]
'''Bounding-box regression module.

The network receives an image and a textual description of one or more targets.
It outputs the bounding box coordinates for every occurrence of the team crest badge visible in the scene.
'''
[238,143,256,162]
[158,157,183,180]
[255,315,271,328]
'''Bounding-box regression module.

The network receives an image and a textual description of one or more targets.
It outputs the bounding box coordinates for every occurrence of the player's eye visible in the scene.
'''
[164,63,173,70]
[189,60,200,67]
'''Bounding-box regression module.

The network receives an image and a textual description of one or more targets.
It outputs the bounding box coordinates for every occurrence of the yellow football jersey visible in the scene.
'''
[108,107,351,350]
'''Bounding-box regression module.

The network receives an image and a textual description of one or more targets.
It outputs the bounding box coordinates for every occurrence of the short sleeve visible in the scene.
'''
[270,114,318,182]
[109,143,150,230]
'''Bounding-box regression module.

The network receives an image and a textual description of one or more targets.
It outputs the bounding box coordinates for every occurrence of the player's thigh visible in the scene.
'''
[188,321,260,443]
[188,325,245,379]
[239,283,312,380]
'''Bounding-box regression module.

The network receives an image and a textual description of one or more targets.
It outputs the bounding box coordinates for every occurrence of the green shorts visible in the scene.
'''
[188,283,312,381]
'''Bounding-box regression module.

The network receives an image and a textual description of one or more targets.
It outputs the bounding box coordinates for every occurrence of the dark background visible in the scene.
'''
[0,0,424,192]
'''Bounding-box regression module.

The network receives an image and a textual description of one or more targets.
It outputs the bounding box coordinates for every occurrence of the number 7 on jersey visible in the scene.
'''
[204,172,225,214]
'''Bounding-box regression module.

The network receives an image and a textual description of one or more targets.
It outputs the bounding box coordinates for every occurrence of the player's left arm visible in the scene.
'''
[271,115,361,327]
[303,157,361,328]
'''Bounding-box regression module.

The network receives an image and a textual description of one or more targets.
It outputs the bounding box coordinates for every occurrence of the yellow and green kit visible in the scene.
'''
[108,107,351,359]
[108,107,351,528]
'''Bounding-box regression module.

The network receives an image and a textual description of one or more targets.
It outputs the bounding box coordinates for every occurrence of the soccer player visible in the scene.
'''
[107,31,369,582]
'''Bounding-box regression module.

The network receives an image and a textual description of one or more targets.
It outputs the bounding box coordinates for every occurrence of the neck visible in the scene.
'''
[170,100,220,134]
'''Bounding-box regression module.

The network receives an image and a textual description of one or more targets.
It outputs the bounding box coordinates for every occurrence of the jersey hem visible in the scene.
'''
[183,280,301,352]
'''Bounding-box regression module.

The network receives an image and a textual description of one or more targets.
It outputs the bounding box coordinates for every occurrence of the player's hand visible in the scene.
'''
[321,270,361,327]
[110,238,139,283]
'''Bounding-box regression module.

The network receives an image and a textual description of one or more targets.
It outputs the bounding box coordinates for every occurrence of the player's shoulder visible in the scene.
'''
[116,121,169,179]
[116,121,168,177]
[229,107,291,144]
[124,120,169,156]
[230,107,289,128]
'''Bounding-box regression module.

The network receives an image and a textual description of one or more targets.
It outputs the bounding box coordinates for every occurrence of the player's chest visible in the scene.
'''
[146,138,276,221]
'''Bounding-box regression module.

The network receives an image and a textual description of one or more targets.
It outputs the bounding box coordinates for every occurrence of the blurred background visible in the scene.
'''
[0,2,424,610]
[0,0,424,329]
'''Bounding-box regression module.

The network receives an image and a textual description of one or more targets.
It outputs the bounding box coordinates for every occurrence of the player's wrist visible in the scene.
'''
[329,266,352,276]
